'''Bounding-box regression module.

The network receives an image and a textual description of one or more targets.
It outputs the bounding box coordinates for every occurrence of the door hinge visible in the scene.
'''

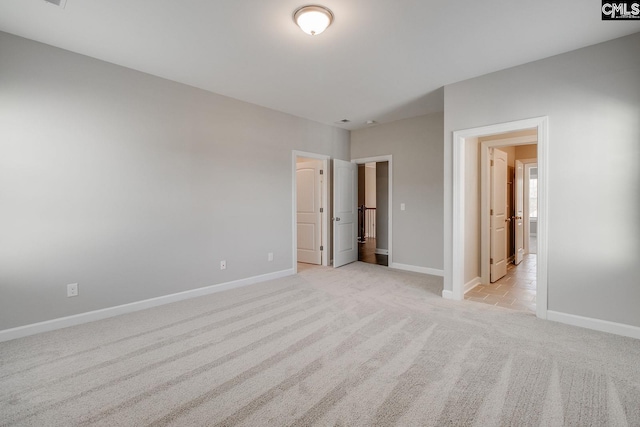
[320,246,324,251]
[320,207,324,213]
[490,209,493,215]
[319,170,323,175]
[490,258,494,264]
[491,160,494,167]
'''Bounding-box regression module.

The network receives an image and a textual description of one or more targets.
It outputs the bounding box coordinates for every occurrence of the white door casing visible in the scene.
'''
[514,160,525,264]
[296,160,322,265]
[490,148,508,282]
[450,116,548,320]
[333,159,358,268]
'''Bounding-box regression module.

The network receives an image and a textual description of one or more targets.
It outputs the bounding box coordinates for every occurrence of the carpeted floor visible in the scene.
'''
[1,262,639,426]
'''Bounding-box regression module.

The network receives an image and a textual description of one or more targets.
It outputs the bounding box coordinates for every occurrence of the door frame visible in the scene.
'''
[451,117,549,320]
[351,155,393,266]
[292,151,330,273]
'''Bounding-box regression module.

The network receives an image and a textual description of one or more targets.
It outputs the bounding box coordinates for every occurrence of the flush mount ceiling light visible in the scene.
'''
[294,5,334,36]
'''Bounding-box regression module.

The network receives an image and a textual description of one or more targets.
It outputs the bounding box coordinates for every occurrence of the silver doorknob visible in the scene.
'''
[335,217,341,221]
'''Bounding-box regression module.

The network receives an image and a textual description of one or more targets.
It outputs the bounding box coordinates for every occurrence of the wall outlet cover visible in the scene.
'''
[67,283,79,297]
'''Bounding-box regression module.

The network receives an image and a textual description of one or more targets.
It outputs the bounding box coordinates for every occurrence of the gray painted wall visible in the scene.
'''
[357,165,366,208]
[351,113,444,270]
[375,162,389,251]
[365,165,376,208]
[0,32,349,330]
[444,32,640,327]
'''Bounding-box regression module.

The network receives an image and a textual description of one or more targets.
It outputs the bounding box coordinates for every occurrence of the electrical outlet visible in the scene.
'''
[67,283,78,297]
[400,203,406,211]
[220,260,226,270]
[268,252,274,262]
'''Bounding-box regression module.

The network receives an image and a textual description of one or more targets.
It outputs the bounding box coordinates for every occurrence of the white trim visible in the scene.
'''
[479,144,489,284]
[351,155,393,267]
[442,290,454,300]
[375,248,389,255]
[483,134,537,146]
[536,118,549,320]
[450,117,549,320]
[464,276,482,294]
[452,127,465,300]
[292,151,331,273]
[0,268,295,343]
[390,262,444,277]
[547,311,640,340]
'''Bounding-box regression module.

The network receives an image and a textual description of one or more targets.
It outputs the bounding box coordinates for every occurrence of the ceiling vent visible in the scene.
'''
[43,0,67,7]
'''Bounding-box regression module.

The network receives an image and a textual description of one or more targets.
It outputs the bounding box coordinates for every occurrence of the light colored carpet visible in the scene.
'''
[1,262,639,426]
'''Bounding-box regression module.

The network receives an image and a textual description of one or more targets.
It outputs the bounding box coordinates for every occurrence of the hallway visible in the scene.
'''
[358,238,388,267]
[465,254,536,313]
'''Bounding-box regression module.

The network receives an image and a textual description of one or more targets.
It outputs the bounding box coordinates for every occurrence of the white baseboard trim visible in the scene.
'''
[442,290,454,300]
[547,310,640,340]
[464,277,482,294]
[0,268,295,343]
[375,248,389,255]
[390,263,444,277]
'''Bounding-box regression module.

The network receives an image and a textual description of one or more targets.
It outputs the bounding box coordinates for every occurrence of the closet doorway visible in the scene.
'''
[292,151,330,272]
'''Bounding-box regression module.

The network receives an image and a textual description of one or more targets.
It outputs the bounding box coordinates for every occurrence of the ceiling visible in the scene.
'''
[1,1,638,130]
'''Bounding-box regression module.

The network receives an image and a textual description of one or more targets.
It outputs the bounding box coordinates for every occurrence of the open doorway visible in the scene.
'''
[449,116,548,320]
[292,151,330,273]
[465,134,538,312]
[352,155,393,267]
[357,162,389,266]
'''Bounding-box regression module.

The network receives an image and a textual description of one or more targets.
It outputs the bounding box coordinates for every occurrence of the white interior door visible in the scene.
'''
[297,160,322,265]
[490,149,508,282]
[333,159,357,268]
[514,160,524,265]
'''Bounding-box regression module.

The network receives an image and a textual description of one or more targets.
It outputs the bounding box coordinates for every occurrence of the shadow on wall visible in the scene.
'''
[375,87,444,125]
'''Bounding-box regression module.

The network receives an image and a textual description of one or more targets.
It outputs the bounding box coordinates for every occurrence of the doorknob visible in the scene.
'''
[335,217,341,221]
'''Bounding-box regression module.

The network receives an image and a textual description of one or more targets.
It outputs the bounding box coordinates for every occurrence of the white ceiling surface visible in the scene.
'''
[1,1,638,130]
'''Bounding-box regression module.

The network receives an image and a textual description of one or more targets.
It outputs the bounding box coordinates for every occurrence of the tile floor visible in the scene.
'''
[465,254,537,313]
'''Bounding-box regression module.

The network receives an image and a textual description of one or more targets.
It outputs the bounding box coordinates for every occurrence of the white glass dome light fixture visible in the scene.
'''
[294,5,334,36]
